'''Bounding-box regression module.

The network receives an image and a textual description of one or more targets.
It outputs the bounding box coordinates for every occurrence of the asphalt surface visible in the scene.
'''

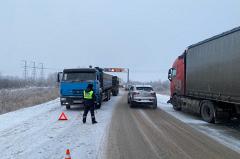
[105,93,240,159]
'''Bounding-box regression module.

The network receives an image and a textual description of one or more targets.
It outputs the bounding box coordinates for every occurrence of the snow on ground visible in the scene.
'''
[0,86,53,93]
[0,91,123,159]
[157,94,240,153]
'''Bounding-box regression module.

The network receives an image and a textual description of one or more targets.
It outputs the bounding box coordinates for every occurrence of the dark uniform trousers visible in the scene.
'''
[83,101,96,123]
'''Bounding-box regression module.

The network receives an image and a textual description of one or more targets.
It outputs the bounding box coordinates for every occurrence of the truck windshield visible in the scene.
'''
[62,72,96,82]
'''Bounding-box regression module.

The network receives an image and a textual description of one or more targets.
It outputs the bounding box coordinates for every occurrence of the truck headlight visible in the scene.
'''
[61,98,66,101]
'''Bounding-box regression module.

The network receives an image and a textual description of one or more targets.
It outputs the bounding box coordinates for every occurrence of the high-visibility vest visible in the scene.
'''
[83,90,93,99]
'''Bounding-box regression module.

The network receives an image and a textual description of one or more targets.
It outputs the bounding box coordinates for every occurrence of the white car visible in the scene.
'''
[128,85,157,109]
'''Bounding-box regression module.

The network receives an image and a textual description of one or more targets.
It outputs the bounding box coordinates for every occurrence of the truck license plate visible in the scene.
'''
[73,100,83,103]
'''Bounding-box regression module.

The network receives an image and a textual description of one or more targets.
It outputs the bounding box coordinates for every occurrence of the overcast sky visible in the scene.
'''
[0,0,240,81]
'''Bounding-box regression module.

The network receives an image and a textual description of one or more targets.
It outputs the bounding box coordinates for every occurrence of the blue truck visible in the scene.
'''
[57,67,119,109]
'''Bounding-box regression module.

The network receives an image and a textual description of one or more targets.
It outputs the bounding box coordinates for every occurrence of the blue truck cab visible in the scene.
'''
[58,68,102,109]
[58,67,115,109]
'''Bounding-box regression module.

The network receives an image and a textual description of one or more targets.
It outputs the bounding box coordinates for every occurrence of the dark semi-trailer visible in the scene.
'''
[168,26,240,123]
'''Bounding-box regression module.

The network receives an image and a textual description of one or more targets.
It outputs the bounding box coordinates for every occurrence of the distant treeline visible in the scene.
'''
[129,80,170,95]
[0,73,57,89]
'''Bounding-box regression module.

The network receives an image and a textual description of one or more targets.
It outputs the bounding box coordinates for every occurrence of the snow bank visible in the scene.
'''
[0,99,60,131]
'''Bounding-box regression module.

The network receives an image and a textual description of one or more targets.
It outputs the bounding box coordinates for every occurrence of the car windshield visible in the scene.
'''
[62,72,96,82]
[136,87,153,91]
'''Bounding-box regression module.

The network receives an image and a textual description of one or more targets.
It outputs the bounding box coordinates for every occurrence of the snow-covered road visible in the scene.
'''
[0,92,123,159]
[157,94,240,153]
[1,92,240,159]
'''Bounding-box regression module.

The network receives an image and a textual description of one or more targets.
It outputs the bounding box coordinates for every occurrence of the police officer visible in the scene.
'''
[83,84,97,124]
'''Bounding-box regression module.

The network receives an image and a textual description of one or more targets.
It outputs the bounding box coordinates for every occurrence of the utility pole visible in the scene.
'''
[127,68,130,84]
[22,60,27,81]
[32,61,36,81]
[39,63,44,80]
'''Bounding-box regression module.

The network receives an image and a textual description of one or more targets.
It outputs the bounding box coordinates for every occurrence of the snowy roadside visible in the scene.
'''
[0,86,58,114]
[157,94,240,153]
[0,91,123,159]
[0,86,54,92]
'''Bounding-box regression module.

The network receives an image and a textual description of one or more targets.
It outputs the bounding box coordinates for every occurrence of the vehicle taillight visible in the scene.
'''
[151,92,156,96]
[133,92,139,96]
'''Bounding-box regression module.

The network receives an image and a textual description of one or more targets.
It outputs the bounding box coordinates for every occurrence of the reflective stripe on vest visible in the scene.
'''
[83,90,93,99]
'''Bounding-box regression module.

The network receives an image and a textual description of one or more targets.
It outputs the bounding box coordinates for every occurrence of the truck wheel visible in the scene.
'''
[66,105,71,110]
[201,101,215,123]
[96,101,101,109]
[112,91,117,96]
[108,91,111,100]
[96,95,102,109]
[172,95,181,111]
[104,92,109,101]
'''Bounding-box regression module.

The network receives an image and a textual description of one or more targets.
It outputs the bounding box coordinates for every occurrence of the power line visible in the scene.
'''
[21,60,62,80]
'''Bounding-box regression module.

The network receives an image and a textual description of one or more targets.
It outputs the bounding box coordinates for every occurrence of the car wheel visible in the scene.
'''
[130,101,135,108]
[152,100,157,109]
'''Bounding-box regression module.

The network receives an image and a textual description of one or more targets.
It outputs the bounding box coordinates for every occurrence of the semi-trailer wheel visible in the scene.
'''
[200,101,215,123]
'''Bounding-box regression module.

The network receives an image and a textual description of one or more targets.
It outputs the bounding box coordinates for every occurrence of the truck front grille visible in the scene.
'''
[72,89,83,95]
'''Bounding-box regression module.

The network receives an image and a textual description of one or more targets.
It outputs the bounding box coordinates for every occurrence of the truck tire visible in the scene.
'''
[104,92,109,101]
[96,95,102,109]
[96,101,102,109]
[108,91,111,100]
[114,90,119,96]
[172,95,181,111]
[201,101,215,123]
[112,90,117,96]
[66,104,71,110]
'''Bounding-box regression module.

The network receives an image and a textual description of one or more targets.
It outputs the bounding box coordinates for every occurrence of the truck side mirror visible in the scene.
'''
[57,72,63,82]
[168,69,172,81]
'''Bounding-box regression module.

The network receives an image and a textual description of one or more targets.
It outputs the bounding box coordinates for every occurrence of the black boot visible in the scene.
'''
[92,120,98,124]
[92,117,97,124]
[83,117,86,124]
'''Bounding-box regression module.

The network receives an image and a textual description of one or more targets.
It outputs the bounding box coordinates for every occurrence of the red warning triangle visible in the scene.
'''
[58,112,68,120]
